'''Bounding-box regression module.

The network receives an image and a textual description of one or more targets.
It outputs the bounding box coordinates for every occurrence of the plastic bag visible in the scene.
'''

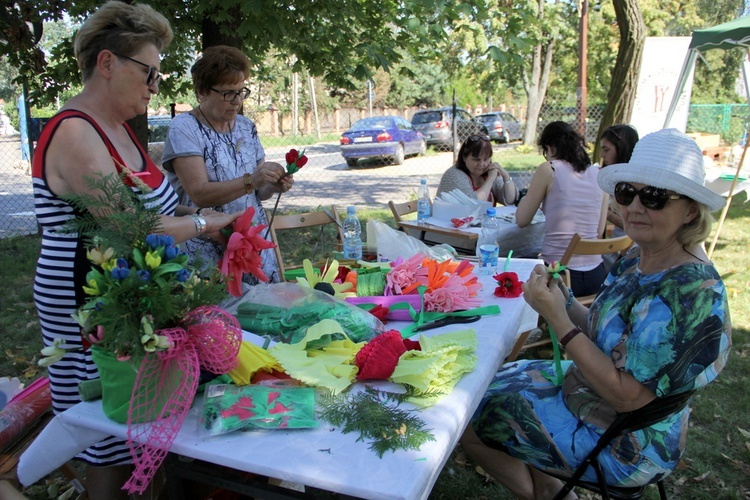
[366,220,457,262]
[220,282,385,344]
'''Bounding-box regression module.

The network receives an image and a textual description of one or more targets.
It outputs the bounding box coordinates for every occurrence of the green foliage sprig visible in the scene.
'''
[318,386,436,458]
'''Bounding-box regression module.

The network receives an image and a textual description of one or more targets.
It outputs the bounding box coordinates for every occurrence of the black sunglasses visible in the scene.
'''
[210,87,251,102]
[466,134,491,143]
[614,182,689,210]
[112,52,161,86]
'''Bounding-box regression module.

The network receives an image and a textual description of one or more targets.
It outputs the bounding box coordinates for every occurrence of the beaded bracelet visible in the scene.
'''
[243,173,255,194]
[565,287,574,310]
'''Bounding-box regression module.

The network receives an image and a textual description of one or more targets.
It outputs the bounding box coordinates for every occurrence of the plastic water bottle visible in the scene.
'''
[477,207,500,275]
[417,178,431,225]
[343,205,363,260]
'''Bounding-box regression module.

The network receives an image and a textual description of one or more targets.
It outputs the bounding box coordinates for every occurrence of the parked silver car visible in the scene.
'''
[475,112,523,143]
[411,106,489,151]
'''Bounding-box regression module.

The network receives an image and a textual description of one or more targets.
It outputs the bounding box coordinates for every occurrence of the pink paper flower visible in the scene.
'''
[385,253,427,295]
[218,207,277,297]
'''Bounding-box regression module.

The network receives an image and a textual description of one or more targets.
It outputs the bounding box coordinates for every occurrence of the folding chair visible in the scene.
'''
[550,390,696,500]
[388,199,475,254]
[559,233,633,306]
[266,207,344,281]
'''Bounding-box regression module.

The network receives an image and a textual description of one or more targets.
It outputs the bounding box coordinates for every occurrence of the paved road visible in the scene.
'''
[1,137,530,238]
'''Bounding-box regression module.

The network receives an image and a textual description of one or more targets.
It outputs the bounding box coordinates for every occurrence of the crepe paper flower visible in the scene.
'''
[284,148,308,175]
[547,261,567,280]
[219,206,277,297]
[493,272,524,298]
[355,330,408,380]
[141,333,172,352]
[38,338,68,367]
[423,273,482,312]
[228,341,285,386]
[450,216,474,228]
[87,325,105,345]
[385,253,426,295]
[296,259,355,298]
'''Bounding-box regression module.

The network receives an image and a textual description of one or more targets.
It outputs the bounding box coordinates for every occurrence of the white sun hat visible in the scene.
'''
[598,128,726,212]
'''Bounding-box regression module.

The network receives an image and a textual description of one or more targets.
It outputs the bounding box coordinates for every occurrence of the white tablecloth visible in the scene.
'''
[18,259,541,500]
[426,206,545,258]
[704,167,750,199]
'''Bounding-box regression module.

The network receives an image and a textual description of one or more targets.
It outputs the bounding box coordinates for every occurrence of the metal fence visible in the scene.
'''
[0,100,735,238]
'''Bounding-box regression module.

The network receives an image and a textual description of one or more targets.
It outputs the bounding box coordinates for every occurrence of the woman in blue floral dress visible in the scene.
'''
[462,128,732,499]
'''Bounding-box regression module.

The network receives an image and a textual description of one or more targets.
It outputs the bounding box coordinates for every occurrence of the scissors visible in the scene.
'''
[413,315,481,332]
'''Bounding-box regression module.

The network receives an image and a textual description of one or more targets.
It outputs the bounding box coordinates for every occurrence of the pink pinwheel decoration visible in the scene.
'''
[219,207,277,297]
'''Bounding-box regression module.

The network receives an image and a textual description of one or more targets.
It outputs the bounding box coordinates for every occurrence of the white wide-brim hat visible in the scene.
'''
[598,128,726,212]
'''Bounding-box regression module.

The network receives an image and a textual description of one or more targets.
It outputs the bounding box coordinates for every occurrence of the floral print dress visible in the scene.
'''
[471,247,731,486]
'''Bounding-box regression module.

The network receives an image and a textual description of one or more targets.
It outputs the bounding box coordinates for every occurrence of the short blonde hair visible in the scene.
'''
[74,1,173,82]
[678,202,714,247]
[191,45,251,96]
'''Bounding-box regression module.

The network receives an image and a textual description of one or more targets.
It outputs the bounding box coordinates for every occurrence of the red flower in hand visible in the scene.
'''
[219,207,277,297]
[493,271,523,298]
[284,148,308,175]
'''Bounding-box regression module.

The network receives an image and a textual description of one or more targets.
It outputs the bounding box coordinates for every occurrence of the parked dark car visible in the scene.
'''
[475,111,523,143]
[410,106,489,151]
[340,115,426,167]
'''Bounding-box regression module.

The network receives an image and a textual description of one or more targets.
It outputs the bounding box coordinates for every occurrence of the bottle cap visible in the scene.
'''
[486,207,496,216]
[420,178,427,184]
[347,205,356,214]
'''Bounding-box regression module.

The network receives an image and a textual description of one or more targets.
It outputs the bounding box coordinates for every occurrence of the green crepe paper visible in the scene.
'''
[355,267,386,297]
[201,383,317,435]
[235,294,379,344]
[541,325,565,386]
[504,250,513,272]
[269,319,363,394]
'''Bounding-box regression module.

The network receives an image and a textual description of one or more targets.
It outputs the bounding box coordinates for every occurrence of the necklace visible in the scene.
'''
[197,106,240,155]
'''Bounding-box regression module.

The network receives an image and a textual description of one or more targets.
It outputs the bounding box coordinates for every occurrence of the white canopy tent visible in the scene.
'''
[663,16,750,258]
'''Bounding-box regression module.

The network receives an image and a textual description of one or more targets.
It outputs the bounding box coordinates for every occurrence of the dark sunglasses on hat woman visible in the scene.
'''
[614,182,689,210]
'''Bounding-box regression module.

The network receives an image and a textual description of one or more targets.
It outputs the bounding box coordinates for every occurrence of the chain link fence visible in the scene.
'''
[0,100,737,238]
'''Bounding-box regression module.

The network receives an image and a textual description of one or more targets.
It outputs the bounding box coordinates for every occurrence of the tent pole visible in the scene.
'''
[707,53,750,259]
[664,50,697,129]
[707,135,750,259]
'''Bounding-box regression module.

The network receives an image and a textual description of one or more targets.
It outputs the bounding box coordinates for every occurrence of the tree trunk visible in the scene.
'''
[201,10,243,49]
[522,0,555,146]
[593,0,646,160]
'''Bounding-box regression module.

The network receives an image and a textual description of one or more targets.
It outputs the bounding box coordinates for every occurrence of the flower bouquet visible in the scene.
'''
[43,173,242,494]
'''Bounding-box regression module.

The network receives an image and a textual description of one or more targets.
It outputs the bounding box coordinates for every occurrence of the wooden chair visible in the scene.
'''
[550,390,696,500]
[559,233,633,306]
[266,207,344,281]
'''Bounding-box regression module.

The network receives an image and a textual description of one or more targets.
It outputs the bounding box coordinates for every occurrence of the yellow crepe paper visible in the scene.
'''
[227,341,285,385]
[269,319,365,394]
[390,329,477,407]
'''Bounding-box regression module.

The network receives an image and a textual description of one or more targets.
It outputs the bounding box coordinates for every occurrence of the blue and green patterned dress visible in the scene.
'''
[471,247,731,486]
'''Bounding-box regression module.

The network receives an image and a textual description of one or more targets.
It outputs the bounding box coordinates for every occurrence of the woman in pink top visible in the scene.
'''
[516,121,607,296]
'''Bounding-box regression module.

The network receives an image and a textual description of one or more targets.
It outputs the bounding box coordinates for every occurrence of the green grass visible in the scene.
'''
[2,196,749,499]
[259,132,341,148]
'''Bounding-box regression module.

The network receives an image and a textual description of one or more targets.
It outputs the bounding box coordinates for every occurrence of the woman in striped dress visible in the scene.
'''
[31,2,239,497]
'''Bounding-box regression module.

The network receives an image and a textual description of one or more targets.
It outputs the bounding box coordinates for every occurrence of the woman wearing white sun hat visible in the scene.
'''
[462,128,732,499]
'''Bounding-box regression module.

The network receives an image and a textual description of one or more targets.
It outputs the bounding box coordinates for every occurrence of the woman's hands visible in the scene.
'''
[522,265,569,327]
[486,162,510,183]
[201,210,242,246]
[253,161,294,199]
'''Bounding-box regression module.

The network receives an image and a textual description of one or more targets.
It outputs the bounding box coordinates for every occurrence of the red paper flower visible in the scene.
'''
[284,148,308,175]
[218,207,277,297]
[355,330,408,380]
[493,272,523,298]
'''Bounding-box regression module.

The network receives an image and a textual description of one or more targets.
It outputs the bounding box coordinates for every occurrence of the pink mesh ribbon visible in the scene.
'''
[122,306,241,494]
